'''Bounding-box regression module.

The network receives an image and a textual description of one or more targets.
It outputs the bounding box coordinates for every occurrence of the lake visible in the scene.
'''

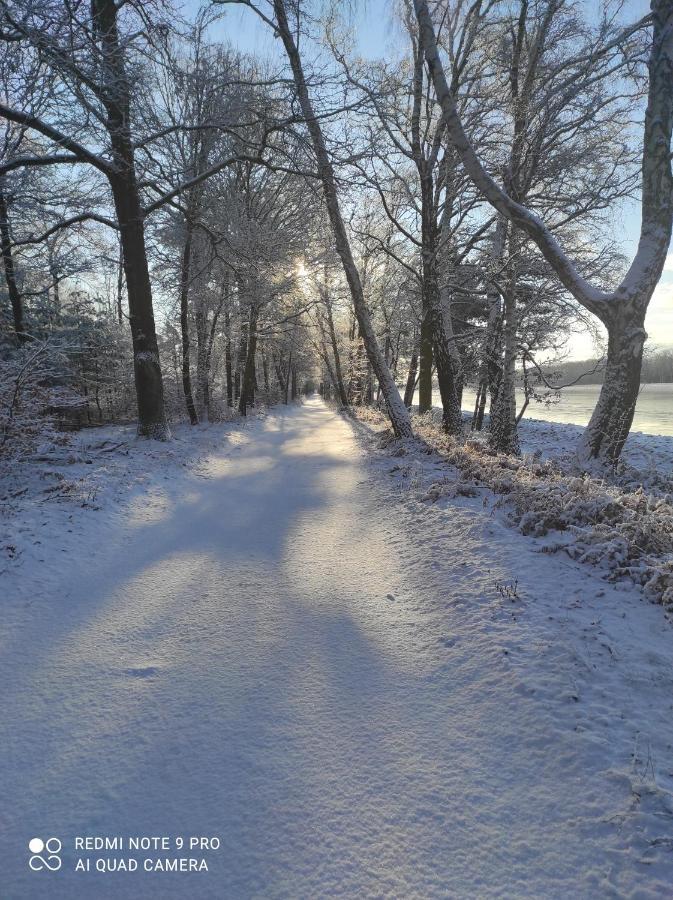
[426,383,673,437]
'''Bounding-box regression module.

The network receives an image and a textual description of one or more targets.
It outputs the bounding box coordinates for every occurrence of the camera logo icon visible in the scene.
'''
[28,837,62,871]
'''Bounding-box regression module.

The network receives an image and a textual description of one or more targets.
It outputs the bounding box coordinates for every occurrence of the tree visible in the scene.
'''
[332,2,491,432]
[0,1,275,435]
[230,0,414,437]
[414,0,672,465]
[0,0,170,435]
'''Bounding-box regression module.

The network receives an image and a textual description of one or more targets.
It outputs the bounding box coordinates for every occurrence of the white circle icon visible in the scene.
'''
[28,838,44,854]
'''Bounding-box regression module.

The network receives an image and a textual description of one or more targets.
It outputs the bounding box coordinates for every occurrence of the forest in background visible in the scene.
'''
[0,0,671,469]
[547,349,673,386]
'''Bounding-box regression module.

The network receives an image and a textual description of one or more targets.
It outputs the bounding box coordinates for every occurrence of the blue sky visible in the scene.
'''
[180,0,671,359]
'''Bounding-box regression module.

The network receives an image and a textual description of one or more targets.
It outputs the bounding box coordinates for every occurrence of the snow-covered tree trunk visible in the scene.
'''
[110,174,169,438]
[318,334,339,400]
[489,282,520,455]
[489,218,521,455]
[413,42,440,417]
[272,0,412,438]
[581,307,647,465]
[579,1,673,464]
[200,285,225,422]
[284,350,292,404]
[436,216,465,437]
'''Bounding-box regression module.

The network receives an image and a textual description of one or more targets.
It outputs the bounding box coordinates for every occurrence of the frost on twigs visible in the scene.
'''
[0,341,87,460]
[353,406,673,610]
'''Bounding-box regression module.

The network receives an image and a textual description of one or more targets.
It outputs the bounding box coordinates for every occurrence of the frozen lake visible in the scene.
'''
[430,383,673,437]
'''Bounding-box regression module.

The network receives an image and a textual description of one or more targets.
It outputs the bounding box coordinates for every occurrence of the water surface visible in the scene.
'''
[429,383,673,437]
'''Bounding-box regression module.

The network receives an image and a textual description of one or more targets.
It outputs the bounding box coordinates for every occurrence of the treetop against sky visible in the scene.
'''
[187,0,672,360]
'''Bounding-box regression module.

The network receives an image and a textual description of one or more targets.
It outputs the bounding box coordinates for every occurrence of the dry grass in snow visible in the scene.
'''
[352,407,673,610]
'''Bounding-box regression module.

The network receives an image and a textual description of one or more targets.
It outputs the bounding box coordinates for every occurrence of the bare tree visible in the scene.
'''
[0,0,171,435]
[414,0,672,465]
[227,0,414,437]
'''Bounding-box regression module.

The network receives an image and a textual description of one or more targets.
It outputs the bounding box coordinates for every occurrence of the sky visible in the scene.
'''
[180,0,671,361]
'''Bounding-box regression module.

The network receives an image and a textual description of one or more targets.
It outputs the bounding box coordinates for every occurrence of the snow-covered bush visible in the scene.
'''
[0,340,72,459]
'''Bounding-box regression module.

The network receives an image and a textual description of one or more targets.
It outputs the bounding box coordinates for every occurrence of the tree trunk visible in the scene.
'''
[437,269,464,436]
[262,349,270,393]
[474,216,507,431]
[202,286,225,422]
[417,148,462,434]
[116,236,124,325]
[93,0,168,438]
[238,305,258,416]
[418,312,433,412]
[179,224,199,425]
[0,181,26,344]
[235,310,247,405]
[403,349,418,409]
[421,233,462,433]
[49,262,61,324]
[580,307,646,465]
[284,351,292,404]
[489,222,520,454]
[274,353,287,399]
[472,382,485,431]
[272,0,412,438]
[325,299,348,407]
[364,360,373,404]
[488,282,520,455]
[348,336,368,404]
[195,301,212,423]
[224,307,233,408]
[319,339,339,399]
[429,282,463,434]
[111,177,169,437]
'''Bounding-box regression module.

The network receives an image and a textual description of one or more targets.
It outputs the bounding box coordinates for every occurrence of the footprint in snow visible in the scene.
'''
[124,666,159,678]
[438,636,458,648]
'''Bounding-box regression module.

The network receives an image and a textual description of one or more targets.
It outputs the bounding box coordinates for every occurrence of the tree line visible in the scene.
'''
[1,0,671,468]
[539,349,673,388]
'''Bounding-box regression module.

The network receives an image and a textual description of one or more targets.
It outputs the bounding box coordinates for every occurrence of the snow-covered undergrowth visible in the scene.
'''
[0,412,266,581]
[352,408,673,610]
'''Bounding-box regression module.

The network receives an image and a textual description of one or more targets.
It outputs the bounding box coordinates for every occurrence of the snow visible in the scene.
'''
[1,398,673,897]
[517,416,673,488]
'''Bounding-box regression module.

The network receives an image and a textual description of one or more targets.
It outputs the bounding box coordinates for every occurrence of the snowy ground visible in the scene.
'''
[425,406,673,492]
[517,416,673,487]
[1,398,673,898]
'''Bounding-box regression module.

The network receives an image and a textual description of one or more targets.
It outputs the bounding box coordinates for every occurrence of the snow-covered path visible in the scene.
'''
[2,398,672,898]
